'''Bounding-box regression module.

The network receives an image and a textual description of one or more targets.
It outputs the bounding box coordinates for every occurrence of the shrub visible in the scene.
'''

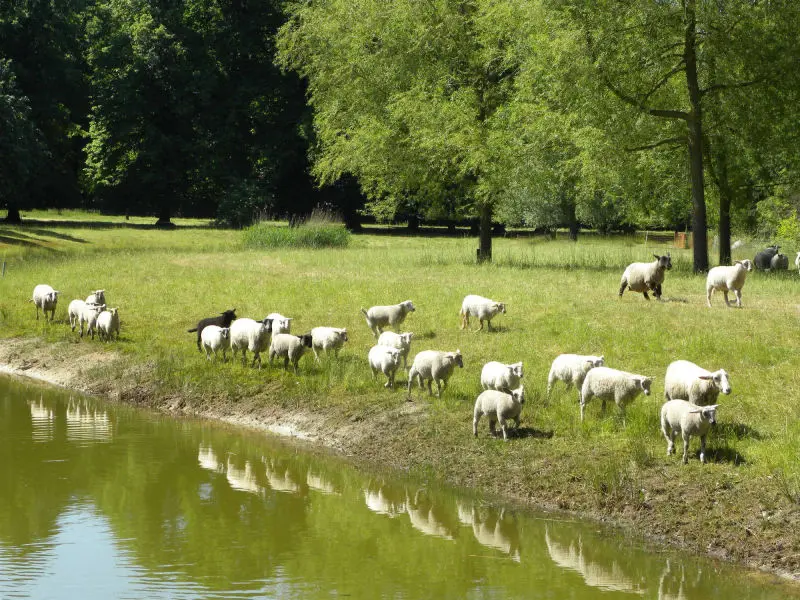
[242,208,351,249]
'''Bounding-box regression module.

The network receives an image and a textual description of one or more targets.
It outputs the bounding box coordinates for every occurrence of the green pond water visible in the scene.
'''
[0,374,796,599]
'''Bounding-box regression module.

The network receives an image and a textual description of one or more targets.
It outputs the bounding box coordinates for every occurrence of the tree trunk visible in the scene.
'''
[155,201,173,227]
[566,199,579,241]
[477,203,492,263]
[3,203,22,224]
[684,0,708,273]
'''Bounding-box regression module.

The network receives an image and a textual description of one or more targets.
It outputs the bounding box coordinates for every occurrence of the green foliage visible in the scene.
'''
[242,210,350,249]
[215,181,273,229]
[755,192,800,245]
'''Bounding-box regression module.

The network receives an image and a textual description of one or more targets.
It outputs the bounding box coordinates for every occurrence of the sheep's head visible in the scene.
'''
[653,253,672,270]
[509,362,524,379]
[109,307,118,316]
[452,350,463,368]
[633,376,652,395]
[699,369,731,395]
[299,333,313,348]
[512,385,525,404]
[690,404,719,426]
[495,302,507,314]
[586,355,605,368]
[401,300,415,313]
[220,327,230,339]
[260,317,274,330]
[400,332,413,344]
[735,259,753,272]
[92,290,106,303]
[46,292,59,304]
[339,328,348,342]
[220,309,237,325]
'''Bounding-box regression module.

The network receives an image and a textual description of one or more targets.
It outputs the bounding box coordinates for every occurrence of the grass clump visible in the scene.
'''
[242,209,350,249]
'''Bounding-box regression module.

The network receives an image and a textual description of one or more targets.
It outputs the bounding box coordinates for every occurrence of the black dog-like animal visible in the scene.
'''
[188,308,237,352]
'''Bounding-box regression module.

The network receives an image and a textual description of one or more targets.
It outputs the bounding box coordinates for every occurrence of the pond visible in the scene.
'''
[0,374,795,599]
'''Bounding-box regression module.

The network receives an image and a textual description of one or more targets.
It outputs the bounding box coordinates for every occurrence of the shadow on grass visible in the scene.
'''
[25,228,90,243]
[511,426,555,440]
[709,446,747,465]
[717,421,762,441]
[9,219,214,231]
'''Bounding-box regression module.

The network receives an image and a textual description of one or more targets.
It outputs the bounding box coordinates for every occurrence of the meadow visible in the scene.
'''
[1,215,799,574]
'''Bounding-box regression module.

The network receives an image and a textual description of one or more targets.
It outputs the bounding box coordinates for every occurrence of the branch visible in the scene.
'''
[701,78,764,97]
[625,136,686,152]
[641,60,685,104]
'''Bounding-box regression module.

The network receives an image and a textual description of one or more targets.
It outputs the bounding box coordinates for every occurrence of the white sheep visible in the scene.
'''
[269,333,313,372]
[407,349,463,398]
[230,317,273,368]
[472,386,525,440]
[664,360,731,406]
[361,300,415,337]
[579,366,651,422]
[547,354,605,396]
[31,284,60,321]
[618,253,672,300]
[661,400,720,464]
[480,361,524,392]
[201,324,229,361]
[460,294,506,331]
[79,303,106,339]
[377,331,413,369]
[796,251,800,274]
[96,307,120,342]
[68,299,87,332]
[311,326,348,361]
[266,312,292,334]
[368,345,403,388]
[706,259,753,308]
[770,253,789,270]
[85,289,106,305]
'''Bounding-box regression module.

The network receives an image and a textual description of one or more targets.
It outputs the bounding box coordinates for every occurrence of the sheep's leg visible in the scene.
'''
[489,418,497,437]
[371,367,378,380]
[472,414,480,437]
[546,371,554,396]
[722,291,730,306]
[292,358,299,374]
[734,289,742,308]
[426,379,433,395]
[681,434,690,464]
[706,287,714,308]
[500,419,509,441]
[486,319,493,332]
[513,415,521,429]
[662,424,675,455]
[642,290,650,300]
[653,283,663,300]
[386,370,394,389]
[699,435,707,464]
[579,395,590,422]
[435,379,443,397]
[477,319,484,331]
[618,279,627,297]
[313,347,321,362]
[283,356,290,371]
[460,312,468,330]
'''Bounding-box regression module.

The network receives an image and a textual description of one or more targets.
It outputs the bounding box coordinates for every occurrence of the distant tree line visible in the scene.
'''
[3,1,800,271]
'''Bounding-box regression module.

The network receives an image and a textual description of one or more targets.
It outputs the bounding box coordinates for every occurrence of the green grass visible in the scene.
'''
[242,212,351,249]
[2,219,800,570]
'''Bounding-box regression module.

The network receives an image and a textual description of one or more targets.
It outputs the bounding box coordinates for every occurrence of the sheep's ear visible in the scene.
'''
[653,254,660,260]
[688,408,703,414]
[698,375,713,381]
[734,260,742,265]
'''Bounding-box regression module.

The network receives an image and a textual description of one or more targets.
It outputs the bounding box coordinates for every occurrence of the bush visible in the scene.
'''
[242,208,351,249]
[215,180,272,229]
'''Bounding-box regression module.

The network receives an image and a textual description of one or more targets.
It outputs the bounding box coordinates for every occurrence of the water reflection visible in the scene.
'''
[1,375,796,600]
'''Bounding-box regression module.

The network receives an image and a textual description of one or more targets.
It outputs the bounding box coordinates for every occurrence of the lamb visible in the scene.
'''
[266,312,292,335]
[79,303,106,339]
[706,259,753,308]
[311,326,348,361]
[480,361,524,392]
[368,345,403,388]
[201,325,229,361]
[361,301,415,337]
[407,349,463,398]
[472,387,525,440]
[460,295,506,331]
[377,331,413,369]
[188,309,237,352]
[31,284,60,321]
[68,299,87,332]
[230,317,273,368]
[663,360,731,406]
[96,307,120,342]
[547,354,605,396]
[618,253,672,300]
[754,244,779,270]
[269,333,313,372]
[661,400,719,464]
[770,253,789,270]
[579,366,651,422]
[85,289,106,305]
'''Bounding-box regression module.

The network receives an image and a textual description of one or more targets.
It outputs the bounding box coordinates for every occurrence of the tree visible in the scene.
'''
[277,0,526,261]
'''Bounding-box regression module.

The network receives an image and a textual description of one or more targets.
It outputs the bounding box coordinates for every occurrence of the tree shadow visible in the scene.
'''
[24,228,89,243]
[717,421,762,441]
[660,296,689,304]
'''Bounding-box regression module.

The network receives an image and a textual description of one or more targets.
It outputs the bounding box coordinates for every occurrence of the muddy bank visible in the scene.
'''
[1,336,798,583]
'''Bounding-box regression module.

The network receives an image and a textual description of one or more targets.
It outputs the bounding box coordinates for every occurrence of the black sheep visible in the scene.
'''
[188,309,237,352]
[754,245,780,270]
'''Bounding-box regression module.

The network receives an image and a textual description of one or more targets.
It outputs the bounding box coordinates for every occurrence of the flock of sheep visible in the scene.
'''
[27,242,793,465]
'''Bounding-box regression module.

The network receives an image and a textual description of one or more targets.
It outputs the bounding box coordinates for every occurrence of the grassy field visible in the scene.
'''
[1,216,800,575]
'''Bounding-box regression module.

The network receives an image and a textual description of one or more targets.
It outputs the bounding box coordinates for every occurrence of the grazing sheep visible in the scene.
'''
[706,259,753,308]
[770,253,789,270]
[473,386,525,440]
[269,333,313,372]
[547,354,605,396]
[31,284,60,321]
[754,245,780,270]
[579,366,651,422]
[201,325,229,361]
[480,361,524,392]
[377,331,413,369]
[230,317,272,368]
[664,360,731,406]
[460,295,506,331]
[68,299,87,332]
[311,326,348,361]
[85,289,106,305]
[361,301,415,337]
[368,345,403,388]
[188,309,237,352]
[661,400,719,464]
[618,253,672,300]
[266,313,293,335]
[96,307,120,342]
[407,349,463,398]
[79,303,106,339]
